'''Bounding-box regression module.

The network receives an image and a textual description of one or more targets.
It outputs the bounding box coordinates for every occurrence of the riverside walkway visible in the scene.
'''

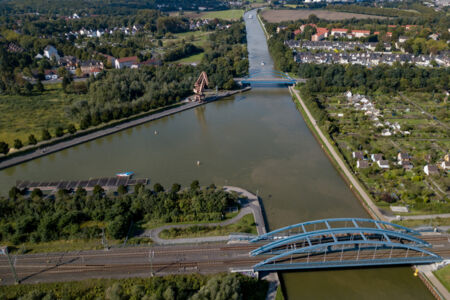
[141,186,267,245]
[0,88,250,171]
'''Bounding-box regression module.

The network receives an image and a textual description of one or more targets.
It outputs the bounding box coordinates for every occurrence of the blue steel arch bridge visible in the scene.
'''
[234,70,299,86]
[247,218,445,272]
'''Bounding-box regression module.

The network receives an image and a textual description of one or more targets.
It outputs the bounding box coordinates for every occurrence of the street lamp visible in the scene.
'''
[1,246,19,284]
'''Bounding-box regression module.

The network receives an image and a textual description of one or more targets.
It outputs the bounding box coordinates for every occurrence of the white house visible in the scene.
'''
[44,69,58,80]
[424,164,439,176]
[377,160,390,169]
[115,56,139,69]
[381,129,392,136]
[44,45,59,60]
[371,154,383,162]
[440,161,450,170]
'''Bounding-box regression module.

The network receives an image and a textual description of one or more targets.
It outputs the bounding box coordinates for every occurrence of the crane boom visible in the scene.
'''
[193,72,209,102]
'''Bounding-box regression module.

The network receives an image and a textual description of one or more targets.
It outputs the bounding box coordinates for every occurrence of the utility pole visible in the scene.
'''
[148,249,155,277]
[101,228,109,251]
[1,246,19,284]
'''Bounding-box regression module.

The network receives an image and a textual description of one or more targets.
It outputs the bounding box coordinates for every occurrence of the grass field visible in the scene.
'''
[175,52,205,64]
[159,214,257,239]
[163,30,211,48]
[200,9,244,20]
[0,84,80,145]
[261,9,385,22]
[434,265,450,292]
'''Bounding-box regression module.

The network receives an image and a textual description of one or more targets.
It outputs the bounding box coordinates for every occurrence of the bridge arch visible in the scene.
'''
[250,217,419,243]
[251,227,430,256]
[250,218,442,271]
[253,240,442,271]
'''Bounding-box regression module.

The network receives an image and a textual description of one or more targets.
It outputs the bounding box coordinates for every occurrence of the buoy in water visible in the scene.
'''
[154,130,158,135]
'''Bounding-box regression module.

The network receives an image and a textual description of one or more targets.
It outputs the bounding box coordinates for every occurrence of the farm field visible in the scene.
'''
[260,9,386,22]
[200,9,244,20]
[171,9,244,21]
[0,84,80,146]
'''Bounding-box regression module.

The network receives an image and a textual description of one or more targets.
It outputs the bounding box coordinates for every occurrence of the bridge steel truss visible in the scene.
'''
[240,70,296,85]
[250,218,442,271]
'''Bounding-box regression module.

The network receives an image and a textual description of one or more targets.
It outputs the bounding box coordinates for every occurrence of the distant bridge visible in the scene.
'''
[234,71,301,85]
[249,218,445,271]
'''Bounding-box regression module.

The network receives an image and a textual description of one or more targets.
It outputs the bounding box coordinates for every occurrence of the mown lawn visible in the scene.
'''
[0,84,81,145]
[201,9,244,20]
[175,52,205,64]
[159,213,257,239]
[434,265,450,292]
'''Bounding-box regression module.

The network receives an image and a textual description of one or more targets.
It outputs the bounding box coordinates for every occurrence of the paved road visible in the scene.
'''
[0,89,250,171]
[141,186,266,244]
[289,87,386,221]
[387,213,450,222]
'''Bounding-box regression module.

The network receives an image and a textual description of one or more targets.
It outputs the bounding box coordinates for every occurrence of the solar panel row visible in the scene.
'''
[16,178,149,190]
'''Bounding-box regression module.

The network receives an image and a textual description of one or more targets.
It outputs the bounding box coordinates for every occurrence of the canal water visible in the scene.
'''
[0,9,432,299]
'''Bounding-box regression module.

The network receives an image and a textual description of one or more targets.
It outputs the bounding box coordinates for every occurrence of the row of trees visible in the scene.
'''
[0,181,238,244]
[0,0,228,16]
[2,273,268,300]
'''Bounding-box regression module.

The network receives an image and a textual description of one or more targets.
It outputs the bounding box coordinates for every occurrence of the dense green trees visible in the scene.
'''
[0,273,268,300]
[0,182,238,245]
[297,63,449,94]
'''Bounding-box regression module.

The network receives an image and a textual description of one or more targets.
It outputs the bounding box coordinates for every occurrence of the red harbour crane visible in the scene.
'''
[193,71,209,102]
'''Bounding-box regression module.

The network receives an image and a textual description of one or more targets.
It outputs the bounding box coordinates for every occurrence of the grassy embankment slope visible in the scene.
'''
[434,266,450,293]
[159,214,257,239]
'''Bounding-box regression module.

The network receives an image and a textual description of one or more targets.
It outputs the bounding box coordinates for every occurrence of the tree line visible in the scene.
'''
[1,181,238,245]
[0,273,268,300]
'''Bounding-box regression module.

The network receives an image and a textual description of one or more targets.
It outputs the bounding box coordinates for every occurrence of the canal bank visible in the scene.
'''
[0,88,250,171]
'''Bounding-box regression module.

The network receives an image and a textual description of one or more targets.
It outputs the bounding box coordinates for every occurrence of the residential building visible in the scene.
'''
[440,160,450,171]
[312,27,328,41]
[352,151,365,160]
[424,164,439,175]
[351,30,370,38]
[44,69,58,80]
[357,160,369,169]
[377,160,390,169]
[44,45,60,60]
[371,154,383,162]
[115,56,139,69]
[330,28,348,38]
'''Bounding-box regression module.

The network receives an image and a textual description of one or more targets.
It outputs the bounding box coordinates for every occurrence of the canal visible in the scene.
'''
[0,8,432,299]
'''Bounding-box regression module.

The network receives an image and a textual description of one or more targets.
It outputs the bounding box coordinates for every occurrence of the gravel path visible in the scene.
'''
[141,186,266,245]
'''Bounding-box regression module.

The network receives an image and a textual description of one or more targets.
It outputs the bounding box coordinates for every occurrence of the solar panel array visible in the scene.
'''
[16,177,149,190]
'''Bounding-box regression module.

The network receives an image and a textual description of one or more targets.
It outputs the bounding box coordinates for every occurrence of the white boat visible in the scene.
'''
[116,171,134,177]
[261,62,265,66]
[248,15,253,19]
